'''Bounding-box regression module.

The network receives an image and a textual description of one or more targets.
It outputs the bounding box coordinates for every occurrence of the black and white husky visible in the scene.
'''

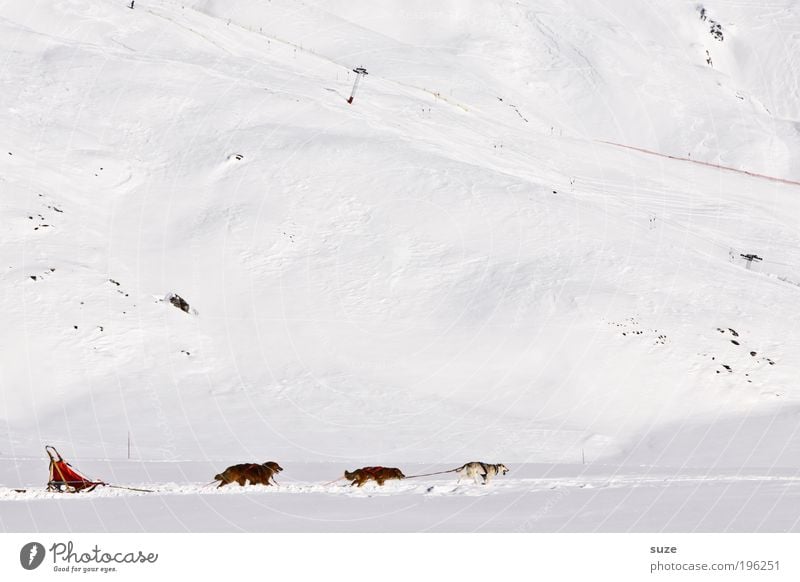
[456,462,509,485]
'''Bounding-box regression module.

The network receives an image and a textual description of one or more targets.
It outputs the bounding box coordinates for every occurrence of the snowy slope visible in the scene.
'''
[1,0,800,531]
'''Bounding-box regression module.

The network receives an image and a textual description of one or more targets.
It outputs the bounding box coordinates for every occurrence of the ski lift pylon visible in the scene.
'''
[347,66,368,104]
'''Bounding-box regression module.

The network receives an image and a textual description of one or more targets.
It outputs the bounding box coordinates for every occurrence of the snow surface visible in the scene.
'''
[4,460,800,532]
[1,0,799,531]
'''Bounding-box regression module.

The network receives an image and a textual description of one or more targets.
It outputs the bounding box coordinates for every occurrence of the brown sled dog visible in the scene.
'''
[344,466,405,487]
[214,462,283,488]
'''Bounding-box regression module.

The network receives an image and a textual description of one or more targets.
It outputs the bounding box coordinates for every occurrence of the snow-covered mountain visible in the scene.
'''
[1,0,799,531]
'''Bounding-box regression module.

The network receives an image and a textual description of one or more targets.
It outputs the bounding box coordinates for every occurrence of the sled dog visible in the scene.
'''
[214,462,283,488]
[344,466,405,487]
[456,462,509,485]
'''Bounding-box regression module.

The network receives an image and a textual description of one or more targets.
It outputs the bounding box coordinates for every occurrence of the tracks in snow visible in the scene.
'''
[4,473,800,500]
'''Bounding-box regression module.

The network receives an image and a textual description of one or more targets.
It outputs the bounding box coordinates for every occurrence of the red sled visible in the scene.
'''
[46,446,106,493]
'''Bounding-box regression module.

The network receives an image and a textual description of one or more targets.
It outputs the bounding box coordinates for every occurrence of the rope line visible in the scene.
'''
[107,484,155,493]
[404,468,460,480]
[599,140,800,188]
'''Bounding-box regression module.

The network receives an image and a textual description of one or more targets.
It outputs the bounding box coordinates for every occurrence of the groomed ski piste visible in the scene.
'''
[2,0,800,531]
